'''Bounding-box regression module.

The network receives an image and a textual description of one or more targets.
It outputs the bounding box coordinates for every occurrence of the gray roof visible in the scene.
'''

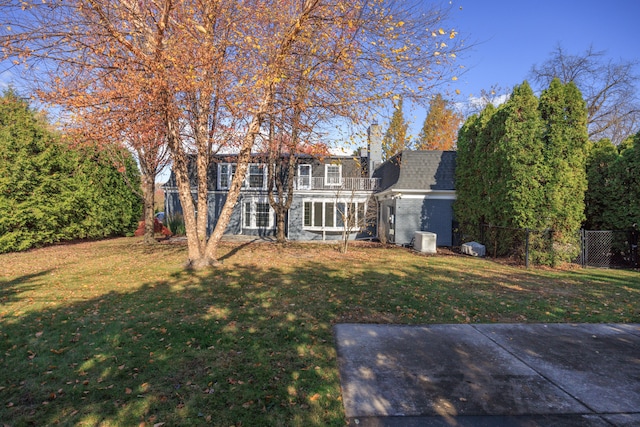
[375,150,456,192]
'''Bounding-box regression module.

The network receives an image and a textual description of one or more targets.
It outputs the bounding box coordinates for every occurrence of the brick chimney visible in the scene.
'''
[367,123,383,177]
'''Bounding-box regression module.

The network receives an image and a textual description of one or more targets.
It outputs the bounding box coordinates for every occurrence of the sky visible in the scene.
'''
[451,0,639,96]
[400,0,640,135]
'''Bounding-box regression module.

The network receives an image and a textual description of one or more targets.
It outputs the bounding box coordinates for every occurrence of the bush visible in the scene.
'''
[0,90,142,253]
[166,214,186,236]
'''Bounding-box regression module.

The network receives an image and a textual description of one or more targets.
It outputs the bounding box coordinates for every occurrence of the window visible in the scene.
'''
[325,164,342,186]
[243,199,274,229]
[218,163,266,190]
[303,200,366,230]
[298,164,311,189]
[218,163,237,190]
[248,164,265,189]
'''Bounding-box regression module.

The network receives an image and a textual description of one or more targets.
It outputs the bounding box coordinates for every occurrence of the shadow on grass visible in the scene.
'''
[0,270,52,306]
[1,246,639,426]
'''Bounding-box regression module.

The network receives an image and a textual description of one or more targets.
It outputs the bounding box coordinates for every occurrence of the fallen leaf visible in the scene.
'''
[35,331,43,338]
[309,393,321,401]
[125,388,132,395]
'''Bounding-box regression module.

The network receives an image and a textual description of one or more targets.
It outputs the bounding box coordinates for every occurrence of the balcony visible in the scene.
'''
[296,177,381,191]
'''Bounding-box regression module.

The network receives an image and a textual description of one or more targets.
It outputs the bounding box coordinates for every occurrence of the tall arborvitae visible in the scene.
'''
[584,139,619,230]
[494,82,546,229]
[610,132,640,230]
[454,104,497,232]
[539,78,589,260]
[382,97,410,160]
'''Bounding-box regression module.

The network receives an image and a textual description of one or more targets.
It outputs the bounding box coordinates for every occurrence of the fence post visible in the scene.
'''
[525,228,530,268]
[582,229,587,268]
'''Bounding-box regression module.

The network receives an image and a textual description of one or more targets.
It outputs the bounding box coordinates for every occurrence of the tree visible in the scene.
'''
[382,96,410,160]
[586,133,640,231]
[455,80,586,264]
[416,93,462,150]
[492,82,546,230]
[584,138,620,230]
[530,45,640,145]
[539,78,589,262]
[0,90,141,253]
[2,0,463,268]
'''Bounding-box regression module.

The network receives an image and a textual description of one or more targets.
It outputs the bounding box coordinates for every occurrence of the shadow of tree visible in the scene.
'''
[0,270,52,306]
[1,241,638,426]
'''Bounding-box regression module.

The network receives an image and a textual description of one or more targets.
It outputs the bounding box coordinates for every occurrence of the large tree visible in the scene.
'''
[2,0,463,268]
[585,133,640,231]
[415,93,462,150]
[0,90,141,253]
[455,79,587,264]
[530,45,640,145]
[539,78,589,260]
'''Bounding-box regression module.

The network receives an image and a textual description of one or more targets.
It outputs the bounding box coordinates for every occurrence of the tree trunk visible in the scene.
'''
[276,209,287,243]
[141,173,157,245]
[205,113,263,262]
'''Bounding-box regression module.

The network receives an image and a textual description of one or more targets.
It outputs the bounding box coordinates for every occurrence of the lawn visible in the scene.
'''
[1,237,638,426]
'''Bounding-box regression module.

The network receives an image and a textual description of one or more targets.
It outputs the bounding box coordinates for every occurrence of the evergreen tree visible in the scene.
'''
[0,90,141,253]
[610,132,640,230]
[416,93,462,150]
[454,104,497,231]
[382,97,410,160]
[494,82,546,229]
[584,139,619,230]
[539,78,589,261]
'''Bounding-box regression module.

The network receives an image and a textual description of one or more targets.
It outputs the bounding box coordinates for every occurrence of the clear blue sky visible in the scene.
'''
[446,0,639,104]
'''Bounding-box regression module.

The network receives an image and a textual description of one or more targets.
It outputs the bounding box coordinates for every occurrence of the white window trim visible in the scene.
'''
[298,164,312,189]
[243,198,275,229]
[218,162,267,191]
[324,164,342,186]
[247,163,267,190]
[217,163,234,190]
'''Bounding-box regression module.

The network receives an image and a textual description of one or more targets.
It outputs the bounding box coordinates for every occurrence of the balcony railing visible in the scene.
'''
[296,177,380,191]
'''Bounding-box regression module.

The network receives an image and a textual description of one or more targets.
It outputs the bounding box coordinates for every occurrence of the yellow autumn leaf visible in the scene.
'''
[455,89,461,95]
[450,31,457,39]
[438,28,445,35]
[452,76,458,81]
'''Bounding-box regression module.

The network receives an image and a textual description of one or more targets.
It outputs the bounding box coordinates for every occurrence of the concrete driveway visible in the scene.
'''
[334,323,640,426]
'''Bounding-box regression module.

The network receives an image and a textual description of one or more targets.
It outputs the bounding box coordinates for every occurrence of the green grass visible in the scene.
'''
[1,238,638,426]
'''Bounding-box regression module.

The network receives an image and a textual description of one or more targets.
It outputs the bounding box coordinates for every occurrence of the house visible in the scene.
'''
[163,124,457,245]
[373,150,457,246]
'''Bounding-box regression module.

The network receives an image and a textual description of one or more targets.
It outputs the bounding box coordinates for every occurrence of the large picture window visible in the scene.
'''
[302,200,366,230]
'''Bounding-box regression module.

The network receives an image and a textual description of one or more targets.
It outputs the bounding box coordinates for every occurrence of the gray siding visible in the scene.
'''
[421,198,454,246]
[395,198,422,245]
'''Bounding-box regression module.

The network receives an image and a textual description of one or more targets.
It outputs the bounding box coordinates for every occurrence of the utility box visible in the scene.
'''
[461,241,486,257]
[414,231,437,254]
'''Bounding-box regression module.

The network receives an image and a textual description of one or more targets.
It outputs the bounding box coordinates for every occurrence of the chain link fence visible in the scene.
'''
[456,223,639,269]
[456,223,562,267]
[579,229,639,269]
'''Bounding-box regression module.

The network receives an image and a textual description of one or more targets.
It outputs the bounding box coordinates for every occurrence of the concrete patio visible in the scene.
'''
[334,323,640,426]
